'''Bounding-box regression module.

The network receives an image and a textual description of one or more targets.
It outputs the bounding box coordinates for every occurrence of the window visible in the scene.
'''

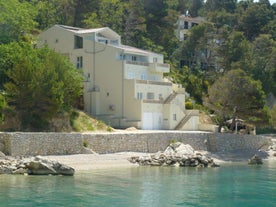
[74,35,83,49]
[137,92,143,100]
[120,54,125,60]
[184,21,188,29]
[153,57,158,62]
[76,56,83,69]
[147,92,154,100]
[159,94,163,100]
[173,114,177,121]
[132,56,137,61]
[128,72,135,79]
[141,73,147,80]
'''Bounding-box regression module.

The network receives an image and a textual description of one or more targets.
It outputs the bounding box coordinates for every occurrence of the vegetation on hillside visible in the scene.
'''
[70,110,113,132]
[0,0,275,131]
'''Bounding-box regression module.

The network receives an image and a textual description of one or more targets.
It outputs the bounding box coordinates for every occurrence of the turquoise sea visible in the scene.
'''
[0,161,275,207]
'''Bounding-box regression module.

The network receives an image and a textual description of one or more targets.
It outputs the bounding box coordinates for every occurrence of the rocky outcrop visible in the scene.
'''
[248,154,263,165]
[128,142,219,167]
[0,155,74,176]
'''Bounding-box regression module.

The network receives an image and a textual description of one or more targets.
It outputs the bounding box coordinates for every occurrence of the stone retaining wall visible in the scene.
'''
[0,131,273,156]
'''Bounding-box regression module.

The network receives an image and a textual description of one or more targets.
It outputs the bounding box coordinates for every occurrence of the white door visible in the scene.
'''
[142,113,163,130]
[142,113,153,130]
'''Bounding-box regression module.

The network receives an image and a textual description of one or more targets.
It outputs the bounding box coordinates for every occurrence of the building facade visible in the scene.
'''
[39,25,199,130]
[175,15,206,41]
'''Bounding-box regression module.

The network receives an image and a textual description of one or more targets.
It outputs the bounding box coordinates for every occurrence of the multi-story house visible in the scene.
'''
[39,25,199,130]
[175,14,206,41]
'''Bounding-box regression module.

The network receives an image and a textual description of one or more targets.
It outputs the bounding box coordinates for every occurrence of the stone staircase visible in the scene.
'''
[164,92,177,104]
[174,111,193,130]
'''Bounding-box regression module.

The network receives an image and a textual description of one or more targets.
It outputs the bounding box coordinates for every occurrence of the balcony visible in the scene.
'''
[149,62,170,73]
[136,79,172,86]
[125,60,149,67]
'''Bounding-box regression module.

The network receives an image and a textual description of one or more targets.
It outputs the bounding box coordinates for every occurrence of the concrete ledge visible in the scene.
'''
[0,131,273,156]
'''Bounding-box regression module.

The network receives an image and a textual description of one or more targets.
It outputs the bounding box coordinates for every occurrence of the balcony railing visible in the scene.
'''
[136,79,172,86]
[149,62,170,73]
[125,61,170,73]
[126,60,149,67]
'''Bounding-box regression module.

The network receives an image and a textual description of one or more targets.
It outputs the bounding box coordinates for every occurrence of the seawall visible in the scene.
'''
[0,131,273,156]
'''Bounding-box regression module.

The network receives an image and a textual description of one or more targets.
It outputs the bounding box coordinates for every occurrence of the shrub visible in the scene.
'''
[185,101,193,109]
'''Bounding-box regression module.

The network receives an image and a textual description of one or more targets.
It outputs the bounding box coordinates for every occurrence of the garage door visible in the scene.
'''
[142,112,163,130]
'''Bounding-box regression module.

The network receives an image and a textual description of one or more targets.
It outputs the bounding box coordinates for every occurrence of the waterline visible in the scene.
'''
[0,161,275,207]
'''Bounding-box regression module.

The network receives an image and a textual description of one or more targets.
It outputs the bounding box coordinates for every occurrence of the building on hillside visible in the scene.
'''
[175,14,206,41]
[39,25,199,130]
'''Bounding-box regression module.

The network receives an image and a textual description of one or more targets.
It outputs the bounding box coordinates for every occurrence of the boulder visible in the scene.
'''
[0,156,75,176]
[0,143,5,153]
[128,142,219,168]
[0,151,5,158]
[26,156,75,176]
[248,154,263,165]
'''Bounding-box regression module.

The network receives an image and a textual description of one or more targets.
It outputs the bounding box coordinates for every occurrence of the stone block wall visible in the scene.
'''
[83,132,209,154]
[0,132,83,156]
[0,131,273,156]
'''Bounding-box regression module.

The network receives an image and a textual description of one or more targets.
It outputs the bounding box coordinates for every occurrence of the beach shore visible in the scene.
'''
[43,150,276,172]
[43,152,147,171]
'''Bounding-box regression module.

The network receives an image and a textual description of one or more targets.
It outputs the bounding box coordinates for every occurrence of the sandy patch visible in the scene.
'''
[43,149,276,173]
[43,152,149,171]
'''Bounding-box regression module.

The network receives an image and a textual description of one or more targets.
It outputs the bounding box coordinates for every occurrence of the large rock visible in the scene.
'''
[0,151,5,158]
[164,142,194,156]
[248,154,263,165]
[128,142,219,168]
[0,156,75,176]
[26,156,75,175]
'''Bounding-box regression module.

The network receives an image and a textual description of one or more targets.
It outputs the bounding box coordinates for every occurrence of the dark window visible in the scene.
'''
[184,21,188,29]
[76,56,83,69]
[74,35,83,49]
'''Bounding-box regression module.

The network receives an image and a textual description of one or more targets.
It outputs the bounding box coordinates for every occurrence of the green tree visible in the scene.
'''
[217,31,252,72]
[0,0,37,43]
[123,0,147,46]
[82,0,126,34]
[0,42,26,89]
[30,0,76,30]
[4,42,83,130]
[271,105,276,129]
[205,0,237,13]
[0,93,7,123]
[204,69,266,132]
[237,2,273,40]
[250,34,276,95]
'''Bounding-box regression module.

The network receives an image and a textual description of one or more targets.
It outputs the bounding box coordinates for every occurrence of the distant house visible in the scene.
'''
[175,15,206,41]
[39,25,199,130]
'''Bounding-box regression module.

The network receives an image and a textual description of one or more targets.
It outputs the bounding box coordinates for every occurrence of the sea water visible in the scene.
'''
[0,161,275,207]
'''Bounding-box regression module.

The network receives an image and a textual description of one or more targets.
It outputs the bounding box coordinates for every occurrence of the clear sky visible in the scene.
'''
[254,0,276,4]
[238,0,276,4]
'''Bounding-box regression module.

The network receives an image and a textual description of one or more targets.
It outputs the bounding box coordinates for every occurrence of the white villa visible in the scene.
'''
[39,25,200,130]
[175,15,206,41]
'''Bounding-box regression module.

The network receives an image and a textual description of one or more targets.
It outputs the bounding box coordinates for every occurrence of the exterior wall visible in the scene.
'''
[135,81,172,101]
[39,25,199,130]
[175,16,206,41]
[0,132,272,156]
[38,26,74,53]
[181,116,199,131]
[93,44,124,117]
